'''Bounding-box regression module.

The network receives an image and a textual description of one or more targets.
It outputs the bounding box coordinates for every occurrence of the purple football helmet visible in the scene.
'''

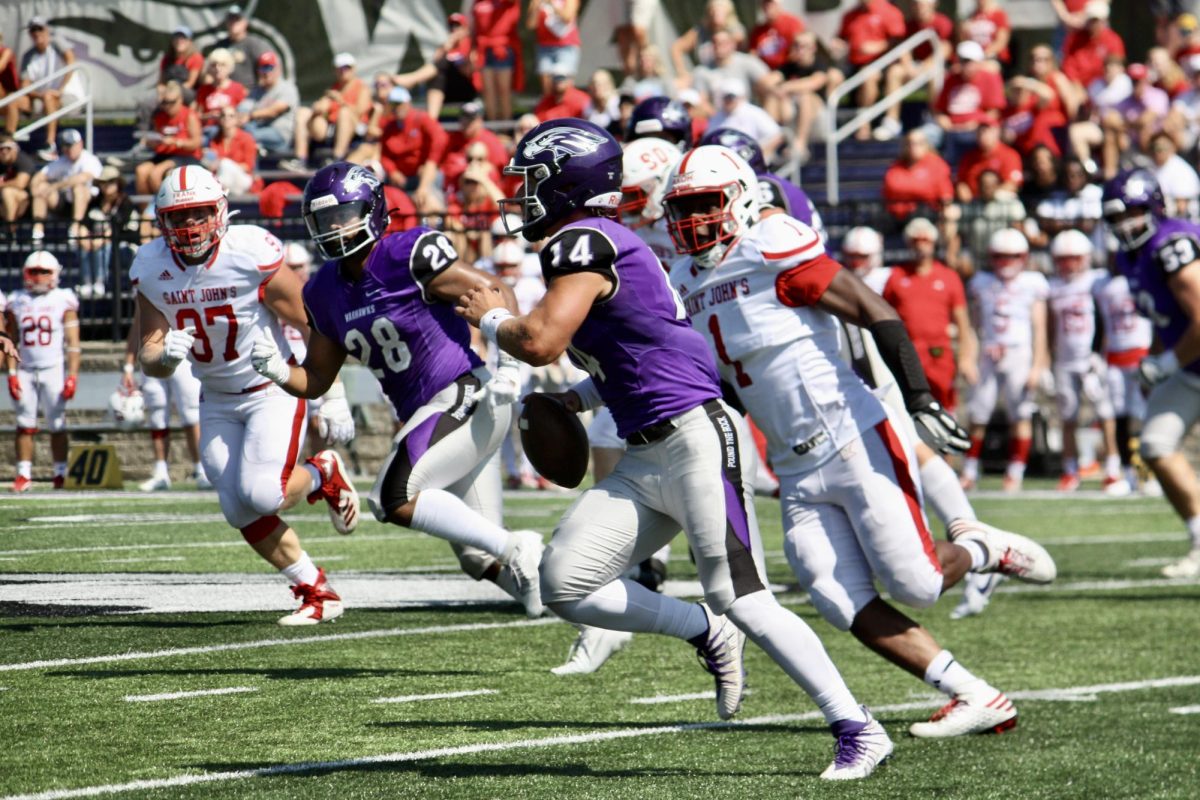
[698,127,766,174]
[1103,169,1166,252]
[501,118,623,242]
[302,161,388,259]
[627,96,693,148]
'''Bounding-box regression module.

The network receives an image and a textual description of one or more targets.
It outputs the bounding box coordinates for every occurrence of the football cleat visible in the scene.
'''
[12,475,31,493]
[506,530,545,618]
[139,474,171,492]
[1056,473,1080,492]
[950,573,1003,620]
[52,475,64,490]
[1102,476,1132,497]
[278,567,343,626]
[306,450,360,534]
[820,707,894,780]
[551,626,633,675]
[1161,548,1200,579]
[695,603,746,720]
[949,519,1057,584]
[194,467,213,490]
[1001,475,1022,493]
[909,683,1017,738]
[1141,478,1164,497]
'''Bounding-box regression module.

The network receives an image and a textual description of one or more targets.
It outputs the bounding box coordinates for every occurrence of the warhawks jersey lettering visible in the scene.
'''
[1048,269,1103,371]
[1092,272,1153,362]
[130,225,291,394]
[540,217,720,438]
[668,213,885,475]
[304,227,481,421]
[968,270,1049,352]
[6,287,78,369]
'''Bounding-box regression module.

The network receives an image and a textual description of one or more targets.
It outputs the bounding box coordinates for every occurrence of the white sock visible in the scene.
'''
[302,462,322,494]
[281,551,320,586]
[1104,454,1122,479]
[726,590,864,724]
[550,578,707,637]
[53,461,66,478]
[924,649,982,697]
[154,459,169,478]
[1186,516,1200,550]
[411,488,511,558]
[17,460,31,479]
[962,457,980,481]
[959,539,988,570]
[1006,460,1026,480]
[920,457,977,526]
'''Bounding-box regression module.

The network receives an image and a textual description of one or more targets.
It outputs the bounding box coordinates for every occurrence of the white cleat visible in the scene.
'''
[139,475,170,492]
[1103,477,1132,497]
[949,519,1057,584]
[506,530,545,618]
[1141,478,1163,497]
[194,468,213,490]
[277,567,344,626]
[694,603,746,720]
[909,683,1018,738]
[950,572,1003,619]
[550,626,633,675]
[1161,548,1200,579]
[820,707,894,780]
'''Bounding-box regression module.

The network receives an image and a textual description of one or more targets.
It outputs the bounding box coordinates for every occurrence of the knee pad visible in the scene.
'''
[242,474,285,517]
[883,566,942,610]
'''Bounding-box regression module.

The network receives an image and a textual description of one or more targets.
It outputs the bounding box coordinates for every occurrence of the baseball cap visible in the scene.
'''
[225,5,245,19]
[550,63,574,80]
[493,240,525,267]
[719,78,747,99]
[461,100,484,118]
[27,16,47,30]
[388,86,411,104]
[956,40,985,62]
[333,52,356,69]
[1180,13,1199,31]
[903,217,939,243]
[57,129,82,149]
[257,51,279,69]
[678,88,701,106]
[98,165,122,183]
[1084,1,1109,20]
[449,12,467,27]
[1128,63,1149,81]
[172,25,193,38]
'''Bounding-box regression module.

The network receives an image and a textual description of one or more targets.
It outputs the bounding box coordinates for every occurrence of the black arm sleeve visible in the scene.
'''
[869,319,934,410]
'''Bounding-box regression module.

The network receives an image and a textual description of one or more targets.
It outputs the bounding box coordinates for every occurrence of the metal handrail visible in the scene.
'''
[823,29,945,206]
[0,62,93,152]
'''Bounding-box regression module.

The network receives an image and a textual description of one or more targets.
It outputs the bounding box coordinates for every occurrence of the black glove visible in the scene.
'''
[910,393,970,454]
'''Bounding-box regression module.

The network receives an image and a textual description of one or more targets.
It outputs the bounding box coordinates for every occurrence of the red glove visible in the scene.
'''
[62,375,77,400]
[7,374,20,401]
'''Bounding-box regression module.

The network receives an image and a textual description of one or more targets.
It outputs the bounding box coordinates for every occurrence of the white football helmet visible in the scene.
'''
[841,226,883,275]
[1051,229,1093,278]
[988,227,1030,280]
[663,145,760,268]
[156,165,229,259]
[283,242,314,282]
[619,138,682,229]
[23,250,61,294]
[109,390,146,430]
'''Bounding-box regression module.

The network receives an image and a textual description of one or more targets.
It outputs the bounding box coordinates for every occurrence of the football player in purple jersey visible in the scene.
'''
[457,117,892,781]
[697,126,825,240]
[249,162,548,616]
[1104,169,1200,578]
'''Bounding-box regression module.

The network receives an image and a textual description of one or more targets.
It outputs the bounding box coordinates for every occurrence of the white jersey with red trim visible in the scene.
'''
[969,270,1049,352]
[1093,273,1153,357]
[634,218,677,268]
[667,213,885,476]
[130,225,291,394]
[1048,269,1104,371]
[6,288,78,369]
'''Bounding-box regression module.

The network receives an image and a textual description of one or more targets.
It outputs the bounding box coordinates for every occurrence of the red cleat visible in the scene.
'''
[306,450,360,534]
[12,475,31,493]
[278,567,344,626]
[52,475,65,490]
[1057,473,1080,492]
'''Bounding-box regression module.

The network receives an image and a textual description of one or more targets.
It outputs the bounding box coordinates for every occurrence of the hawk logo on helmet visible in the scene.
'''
[341,166,380,195]
[1125,176,1147,198]
[522,128,607,161]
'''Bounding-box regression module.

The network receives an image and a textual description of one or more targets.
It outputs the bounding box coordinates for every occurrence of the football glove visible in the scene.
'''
[61,375,77,400]
[250,335,292,385]
[472,350,522,409]
[161,326,196,370]
[1137,350,1179,391]
[316,381,355,444]
[912,395,971,455]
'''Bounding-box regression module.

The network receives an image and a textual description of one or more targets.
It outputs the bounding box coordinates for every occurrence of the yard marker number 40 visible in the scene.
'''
[65,444,124,489]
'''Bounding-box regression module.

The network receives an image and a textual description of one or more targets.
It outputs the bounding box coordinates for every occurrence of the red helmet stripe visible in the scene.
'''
[178,166,188,191]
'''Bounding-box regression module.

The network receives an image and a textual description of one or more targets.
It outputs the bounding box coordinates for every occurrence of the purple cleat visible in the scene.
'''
[819,707,893,781]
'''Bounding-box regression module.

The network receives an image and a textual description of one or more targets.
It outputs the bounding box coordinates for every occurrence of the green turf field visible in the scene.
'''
[1,482,1197,799]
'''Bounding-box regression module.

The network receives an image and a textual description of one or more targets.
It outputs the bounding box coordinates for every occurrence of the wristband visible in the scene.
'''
[480,308,514,345]
[123,363,135,374]
[568,377,604,412]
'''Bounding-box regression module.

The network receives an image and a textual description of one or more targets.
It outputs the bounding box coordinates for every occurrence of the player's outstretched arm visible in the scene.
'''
[136,293,187,379]
[426,261,518,313]
[252,328,347,400]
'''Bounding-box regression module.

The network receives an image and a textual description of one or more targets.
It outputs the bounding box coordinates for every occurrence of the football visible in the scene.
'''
[519,393,590,488]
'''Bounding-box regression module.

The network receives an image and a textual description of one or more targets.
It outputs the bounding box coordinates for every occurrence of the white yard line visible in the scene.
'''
[372,689,497,704]
[0,533,418,557]
[630,689,753,705]
[996,576,1200,594]
[100,557,186,565]
[124,687,258,703]
[4,675,1197,800]
[0,617,559,673]
[1123,557,1177,568]
[1168,705,1200,715]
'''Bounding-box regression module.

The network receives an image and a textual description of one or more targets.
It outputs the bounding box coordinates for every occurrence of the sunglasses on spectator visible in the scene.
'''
[258,65,275,72]
[467,155,489,162]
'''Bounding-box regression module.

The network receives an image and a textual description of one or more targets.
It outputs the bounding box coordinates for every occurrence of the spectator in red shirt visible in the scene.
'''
[160,26,204,94]
[883,129,955,220]
[194,49,247,133]
[473,0,522,121]
[528,0,582,97]
[533,67,592,121]
[749,0,805,72]
[446,100,508,174]
[883,216,977,411]
[956,122,1024,201]
[395,12,477,121]
[875,0,953,141]
[931,40,1007,169]
[378,86,448,213]
[1062,2,1126,89]
[1005,45,1079,157]
[135,81,202,197]
[206,107,257,195]
[961,0,1011,68]
[830,0,906,140]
